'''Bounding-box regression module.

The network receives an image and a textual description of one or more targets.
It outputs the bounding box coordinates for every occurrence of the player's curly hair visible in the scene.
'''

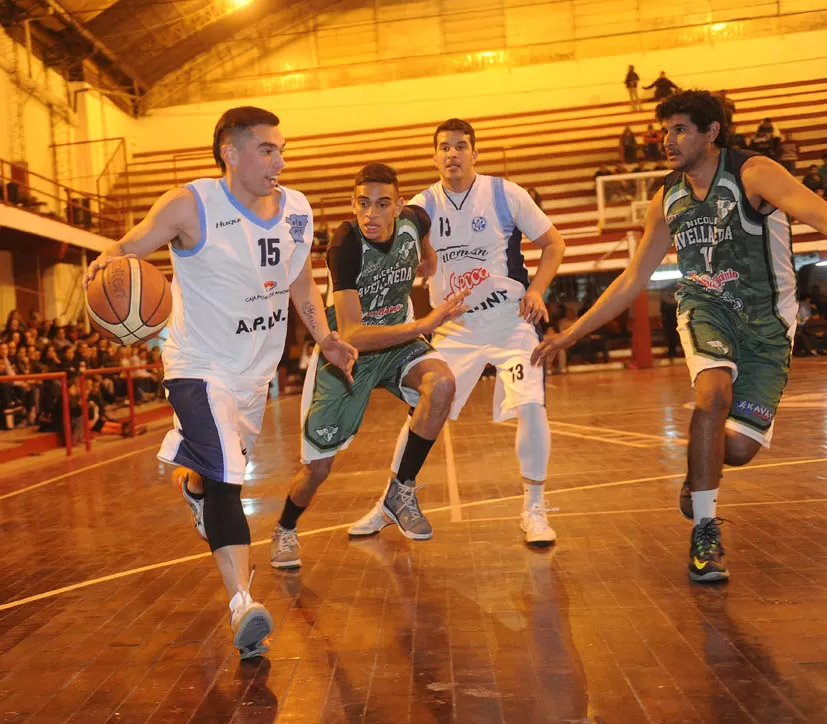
[656,90,728,148]
[433,118,476,150]
[354,163,398,189]
[212,107,280,173]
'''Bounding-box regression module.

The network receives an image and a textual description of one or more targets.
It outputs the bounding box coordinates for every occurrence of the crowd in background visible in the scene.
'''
[0,308,163,436]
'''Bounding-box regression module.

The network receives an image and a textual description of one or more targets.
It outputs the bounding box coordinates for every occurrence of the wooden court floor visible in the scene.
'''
[2,359,827,723]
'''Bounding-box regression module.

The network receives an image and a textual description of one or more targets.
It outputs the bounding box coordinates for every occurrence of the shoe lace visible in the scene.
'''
[695,517,727,555]
[396,482,426,521]
[276,526,299,553]
[525,503,550,530]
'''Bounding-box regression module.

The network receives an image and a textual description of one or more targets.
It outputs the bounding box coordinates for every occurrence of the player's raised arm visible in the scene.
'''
[289,256,358,384]
[83,187,200,288]
[531,189,673,365]
[741,155,827,234]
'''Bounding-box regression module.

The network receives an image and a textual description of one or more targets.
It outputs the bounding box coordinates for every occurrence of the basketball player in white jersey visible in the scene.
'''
[84,107,357,659]
[349,118,566,545]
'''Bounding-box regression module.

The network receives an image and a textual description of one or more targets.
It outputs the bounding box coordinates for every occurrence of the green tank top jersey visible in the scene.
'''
[662,148,797,339]
[325,207,426,331]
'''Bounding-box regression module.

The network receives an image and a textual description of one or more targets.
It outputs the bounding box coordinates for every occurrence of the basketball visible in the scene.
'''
[86,257,172,345]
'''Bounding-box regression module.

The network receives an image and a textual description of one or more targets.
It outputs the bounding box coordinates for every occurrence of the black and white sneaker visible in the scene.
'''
[173,467,207,541]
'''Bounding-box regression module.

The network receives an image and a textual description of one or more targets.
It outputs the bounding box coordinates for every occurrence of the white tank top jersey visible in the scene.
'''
[162,177,313,385]
[409,174,551,331]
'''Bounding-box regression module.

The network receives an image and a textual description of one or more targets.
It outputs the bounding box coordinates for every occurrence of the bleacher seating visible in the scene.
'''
[117,78,827,286]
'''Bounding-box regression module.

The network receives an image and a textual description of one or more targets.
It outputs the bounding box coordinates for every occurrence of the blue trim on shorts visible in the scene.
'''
[163,378,225,481]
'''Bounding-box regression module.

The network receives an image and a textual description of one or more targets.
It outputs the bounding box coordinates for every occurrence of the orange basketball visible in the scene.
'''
[86,257,172,345]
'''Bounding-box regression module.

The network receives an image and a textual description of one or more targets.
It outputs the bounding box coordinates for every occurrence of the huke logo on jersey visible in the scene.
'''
[447,267,490,299]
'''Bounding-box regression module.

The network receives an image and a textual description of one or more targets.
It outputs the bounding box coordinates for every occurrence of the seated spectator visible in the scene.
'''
[594,164,613,184]
[776,132,798,175]
[749,132,777,158]
[41,344,61,372]
[820,152,827,184]
[60,345,81,375]
[51,325,72,351]
[727,123,747,150]
[803,165,825,195]
[619,127,638,163]
[642,124,663,161]
[802,309,827,354]
[644,71,679,100]
[756,118,776,137]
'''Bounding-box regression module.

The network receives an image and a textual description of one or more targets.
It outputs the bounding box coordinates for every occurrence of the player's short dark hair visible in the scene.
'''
[433,118,476,149]
[212,106,280,173]
[354,163,398,189]
[656,90,728,148]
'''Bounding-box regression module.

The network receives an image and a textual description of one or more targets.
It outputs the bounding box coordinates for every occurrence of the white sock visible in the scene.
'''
[691,489,718,526]
[229,590,249,612]
[523,482,545,511]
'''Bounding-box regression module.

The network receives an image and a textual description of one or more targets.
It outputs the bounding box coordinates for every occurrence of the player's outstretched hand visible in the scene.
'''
[422,290,470,334]
[83,251,135,290]
[321,331,359,384]
[530,332,572,367]
[519,288,549,325]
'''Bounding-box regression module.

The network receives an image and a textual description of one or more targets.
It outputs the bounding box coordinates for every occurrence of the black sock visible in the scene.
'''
[278,495,306,530]
[396,430,435,485]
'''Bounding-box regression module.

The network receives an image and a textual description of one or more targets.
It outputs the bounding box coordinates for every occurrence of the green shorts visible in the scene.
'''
[676,297,792,447]
[301,337,439,461]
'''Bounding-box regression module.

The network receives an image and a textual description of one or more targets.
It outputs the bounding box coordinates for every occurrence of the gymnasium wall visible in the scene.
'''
[130,27,827,154]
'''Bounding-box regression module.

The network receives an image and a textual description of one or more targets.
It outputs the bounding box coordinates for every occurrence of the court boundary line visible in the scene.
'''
[2,456,824,612]
[443,421,462,522]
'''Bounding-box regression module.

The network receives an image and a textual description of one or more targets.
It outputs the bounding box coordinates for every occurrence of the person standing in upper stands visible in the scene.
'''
[625,65,641,110]
[803,165,825,196]
[644,71,680,100]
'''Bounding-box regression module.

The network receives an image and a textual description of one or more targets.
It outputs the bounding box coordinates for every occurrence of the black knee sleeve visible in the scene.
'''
[203,478,251,552]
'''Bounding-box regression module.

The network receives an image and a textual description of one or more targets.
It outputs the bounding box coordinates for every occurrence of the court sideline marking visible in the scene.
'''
[443,421,462,522]
[1,456,824,612]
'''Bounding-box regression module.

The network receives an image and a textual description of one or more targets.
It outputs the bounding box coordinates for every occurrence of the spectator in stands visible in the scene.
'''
[59,345,81,375]
[727,123,747,150]
[803,165,825,196]
[594,164,612,184]
[76,340,93,369]
[625,65,641,110]
[66,324,80,346]
[619,126,638,163]
[820,152,827,184]
[810,285,824,315]
[96,338,117,368]
[51,325,72,351]
[2,315,23,342]
[749,131,777,158]
[527,187,543,209]
[756,118,777,137]
[802,309,827,354]
[776,132,799,176]
[644,71,679,100]
[642,124,663,161]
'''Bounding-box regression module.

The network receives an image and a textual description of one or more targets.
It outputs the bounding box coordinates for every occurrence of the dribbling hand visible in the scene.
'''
[83,252,135,290]
[320,331,358,384]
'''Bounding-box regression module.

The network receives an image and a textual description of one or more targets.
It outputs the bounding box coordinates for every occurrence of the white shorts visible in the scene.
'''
[433,316,545,422]
[157,376,268,485]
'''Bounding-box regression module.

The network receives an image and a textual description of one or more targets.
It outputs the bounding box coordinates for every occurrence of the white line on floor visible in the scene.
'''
[443,421,462,522]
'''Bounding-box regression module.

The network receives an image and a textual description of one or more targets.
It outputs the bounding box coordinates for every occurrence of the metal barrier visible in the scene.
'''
[79,362,164,452]
[0,371,72,456]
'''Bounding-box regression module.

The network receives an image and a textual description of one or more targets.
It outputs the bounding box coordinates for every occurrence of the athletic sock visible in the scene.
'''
[523,482,545,511]
[691,488,718,526]
[278,496,307,530]
[396,430,435,485]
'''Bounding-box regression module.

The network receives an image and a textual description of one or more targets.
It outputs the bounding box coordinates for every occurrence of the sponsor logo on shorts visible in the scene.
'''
[447,267,489,298]
[707,340,730,355]
[735,400,773,422]
[436,245,489,264]
[216,218,241,229]
[286,214,309,243]
[235,309,285,334]
[314,425,339,442]
[471,216,487,232]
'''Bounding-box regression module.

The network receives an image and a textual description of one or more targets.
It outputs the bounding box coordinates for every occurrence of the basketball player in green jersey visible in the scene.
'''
[271,163,468,567]
[532,90,827,582]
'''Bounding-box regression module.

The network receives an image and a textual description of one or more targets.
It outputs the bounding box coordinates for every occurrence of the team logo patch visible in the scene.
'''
[716,200,736,222]
[315,425,339,442]
[471,216,487,232]
[286,214,309,243]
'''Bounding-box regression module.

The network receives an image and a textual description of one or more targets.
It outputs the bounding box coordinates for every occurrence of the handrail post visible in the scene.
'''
[60,373,72,456]
[80,371,92,452]
[126,370,137,437]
